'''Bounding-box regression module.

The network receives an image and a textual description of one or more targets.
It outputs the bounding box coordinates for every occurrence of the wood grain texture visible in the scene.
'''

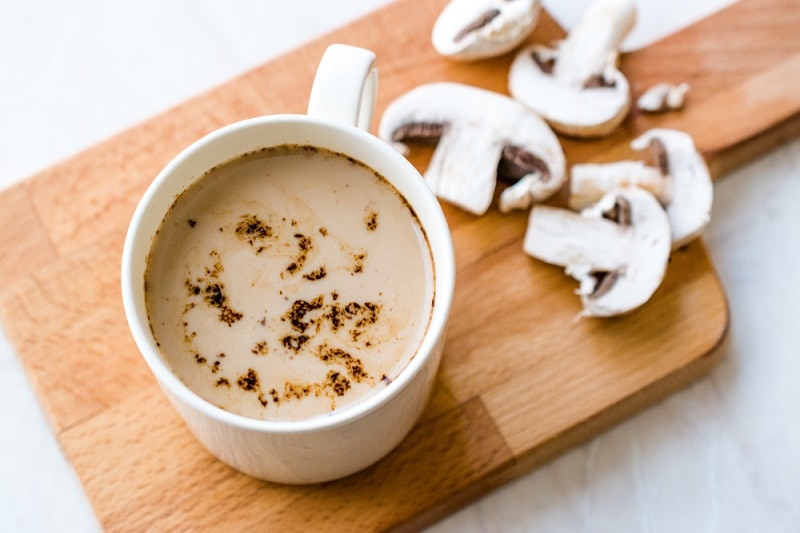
[1,0,798,529]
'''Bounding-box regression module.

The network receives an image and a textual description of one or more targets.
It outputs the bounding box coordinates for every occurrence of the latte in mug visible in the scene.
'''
[144,144,435,422]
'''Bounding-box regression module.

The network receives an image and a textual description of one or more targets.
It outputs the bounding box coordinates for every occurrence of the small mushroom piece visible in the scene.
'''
[508,0,637,138]
[570,128,712,248]
[378,82,566,215]
[432,0,541,61]
[637,82,689,113]
[524,187,671,317]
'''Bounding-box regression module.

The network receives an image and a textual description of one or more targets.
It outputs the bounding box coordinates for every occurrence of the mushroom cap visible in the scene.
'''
[524,187,671,317]
[509,44,631,138]
[432,0,541,61]
[378,82,566,215]
[631,128,712,248]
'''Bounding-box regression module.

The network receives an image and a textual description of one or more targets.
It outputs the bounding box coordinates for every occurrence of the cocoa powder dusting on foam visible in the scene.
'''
[237,369,269,406]
[303,266,327,281]
[145,144,432,420]
[351,252,367,274]
[192,351,228,376]
[365,209,378,231]
[218,305,244,325]
[237,369,258,391]
[184,254,244,326]
[282,296,324,333]
[317,344,372,384]
[235,214,273,246]
[251,341,269,355]
[326,304,345,332]
[269,388,281,405]
[232,363,355,410]
[235,214,273,251]
[286,234,312,274]
[282,371,352,405]
[279,294,381,342]
[345,301,381,329]
[281,334,310,352]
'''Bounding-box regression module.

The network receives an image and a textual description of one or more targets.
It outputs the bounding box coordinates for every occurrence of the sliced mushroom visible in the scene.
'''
[378,82,566,215]
[524,187,671,317]
[432,0,541,61]
[637,82,689,113]
[570,128,712,248]
[508,0,637,138]
[570,161,668,208]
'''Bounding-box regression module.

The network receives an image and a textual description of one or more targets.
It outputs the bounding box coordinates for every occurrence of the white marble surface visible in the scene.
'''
[4,0,798,531]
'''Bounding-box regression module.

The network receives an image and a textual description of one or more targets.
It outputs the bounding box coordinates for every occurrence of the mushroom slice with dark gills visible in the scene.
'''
[508,0,636,138]
[379,82,565,215]
[432,0,542,61]
[524,187,671,317]
[569,128,712,248]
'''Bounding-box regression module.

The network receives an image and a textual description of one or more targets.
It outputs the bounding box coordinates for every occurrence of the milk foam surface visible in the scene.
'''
[145,145,434,421]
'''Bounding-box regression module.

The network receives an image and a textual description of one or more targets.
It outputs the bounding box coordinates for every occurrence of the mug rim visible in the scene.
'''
[121,114,455,435]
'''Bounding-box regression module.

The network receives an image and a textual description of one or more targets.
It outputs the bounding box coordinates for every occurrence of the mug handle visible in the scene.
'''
[307,44,378,131]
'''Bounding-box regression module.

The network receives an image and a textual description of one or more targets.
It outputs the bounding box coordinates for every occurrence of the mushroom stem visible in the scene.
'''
[554,0,637,87]
[524,205,630,272]
[570,161,668,210]
[427,125,506,215]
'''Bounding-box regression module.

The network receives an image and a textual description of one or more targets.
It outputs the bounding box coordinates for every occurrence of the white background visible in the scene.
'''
[7,1,800,531]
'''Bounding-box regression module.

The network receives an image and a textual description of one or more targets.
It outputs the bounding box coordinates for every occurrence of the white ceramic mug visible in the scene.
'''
[121,44,455,484]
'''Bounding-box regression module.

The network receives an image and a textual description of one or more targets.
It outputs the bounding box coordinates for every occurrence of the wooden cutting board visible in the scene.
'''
[2,0,798,530]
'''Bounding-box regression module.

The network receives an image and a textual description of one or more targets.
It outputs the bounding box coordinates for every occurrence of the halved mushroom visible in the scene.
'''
[378,82,566,215]
[432,0,541,61]
[524,187,671,317]
[508,0,637,138]
[570,128,712,248]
